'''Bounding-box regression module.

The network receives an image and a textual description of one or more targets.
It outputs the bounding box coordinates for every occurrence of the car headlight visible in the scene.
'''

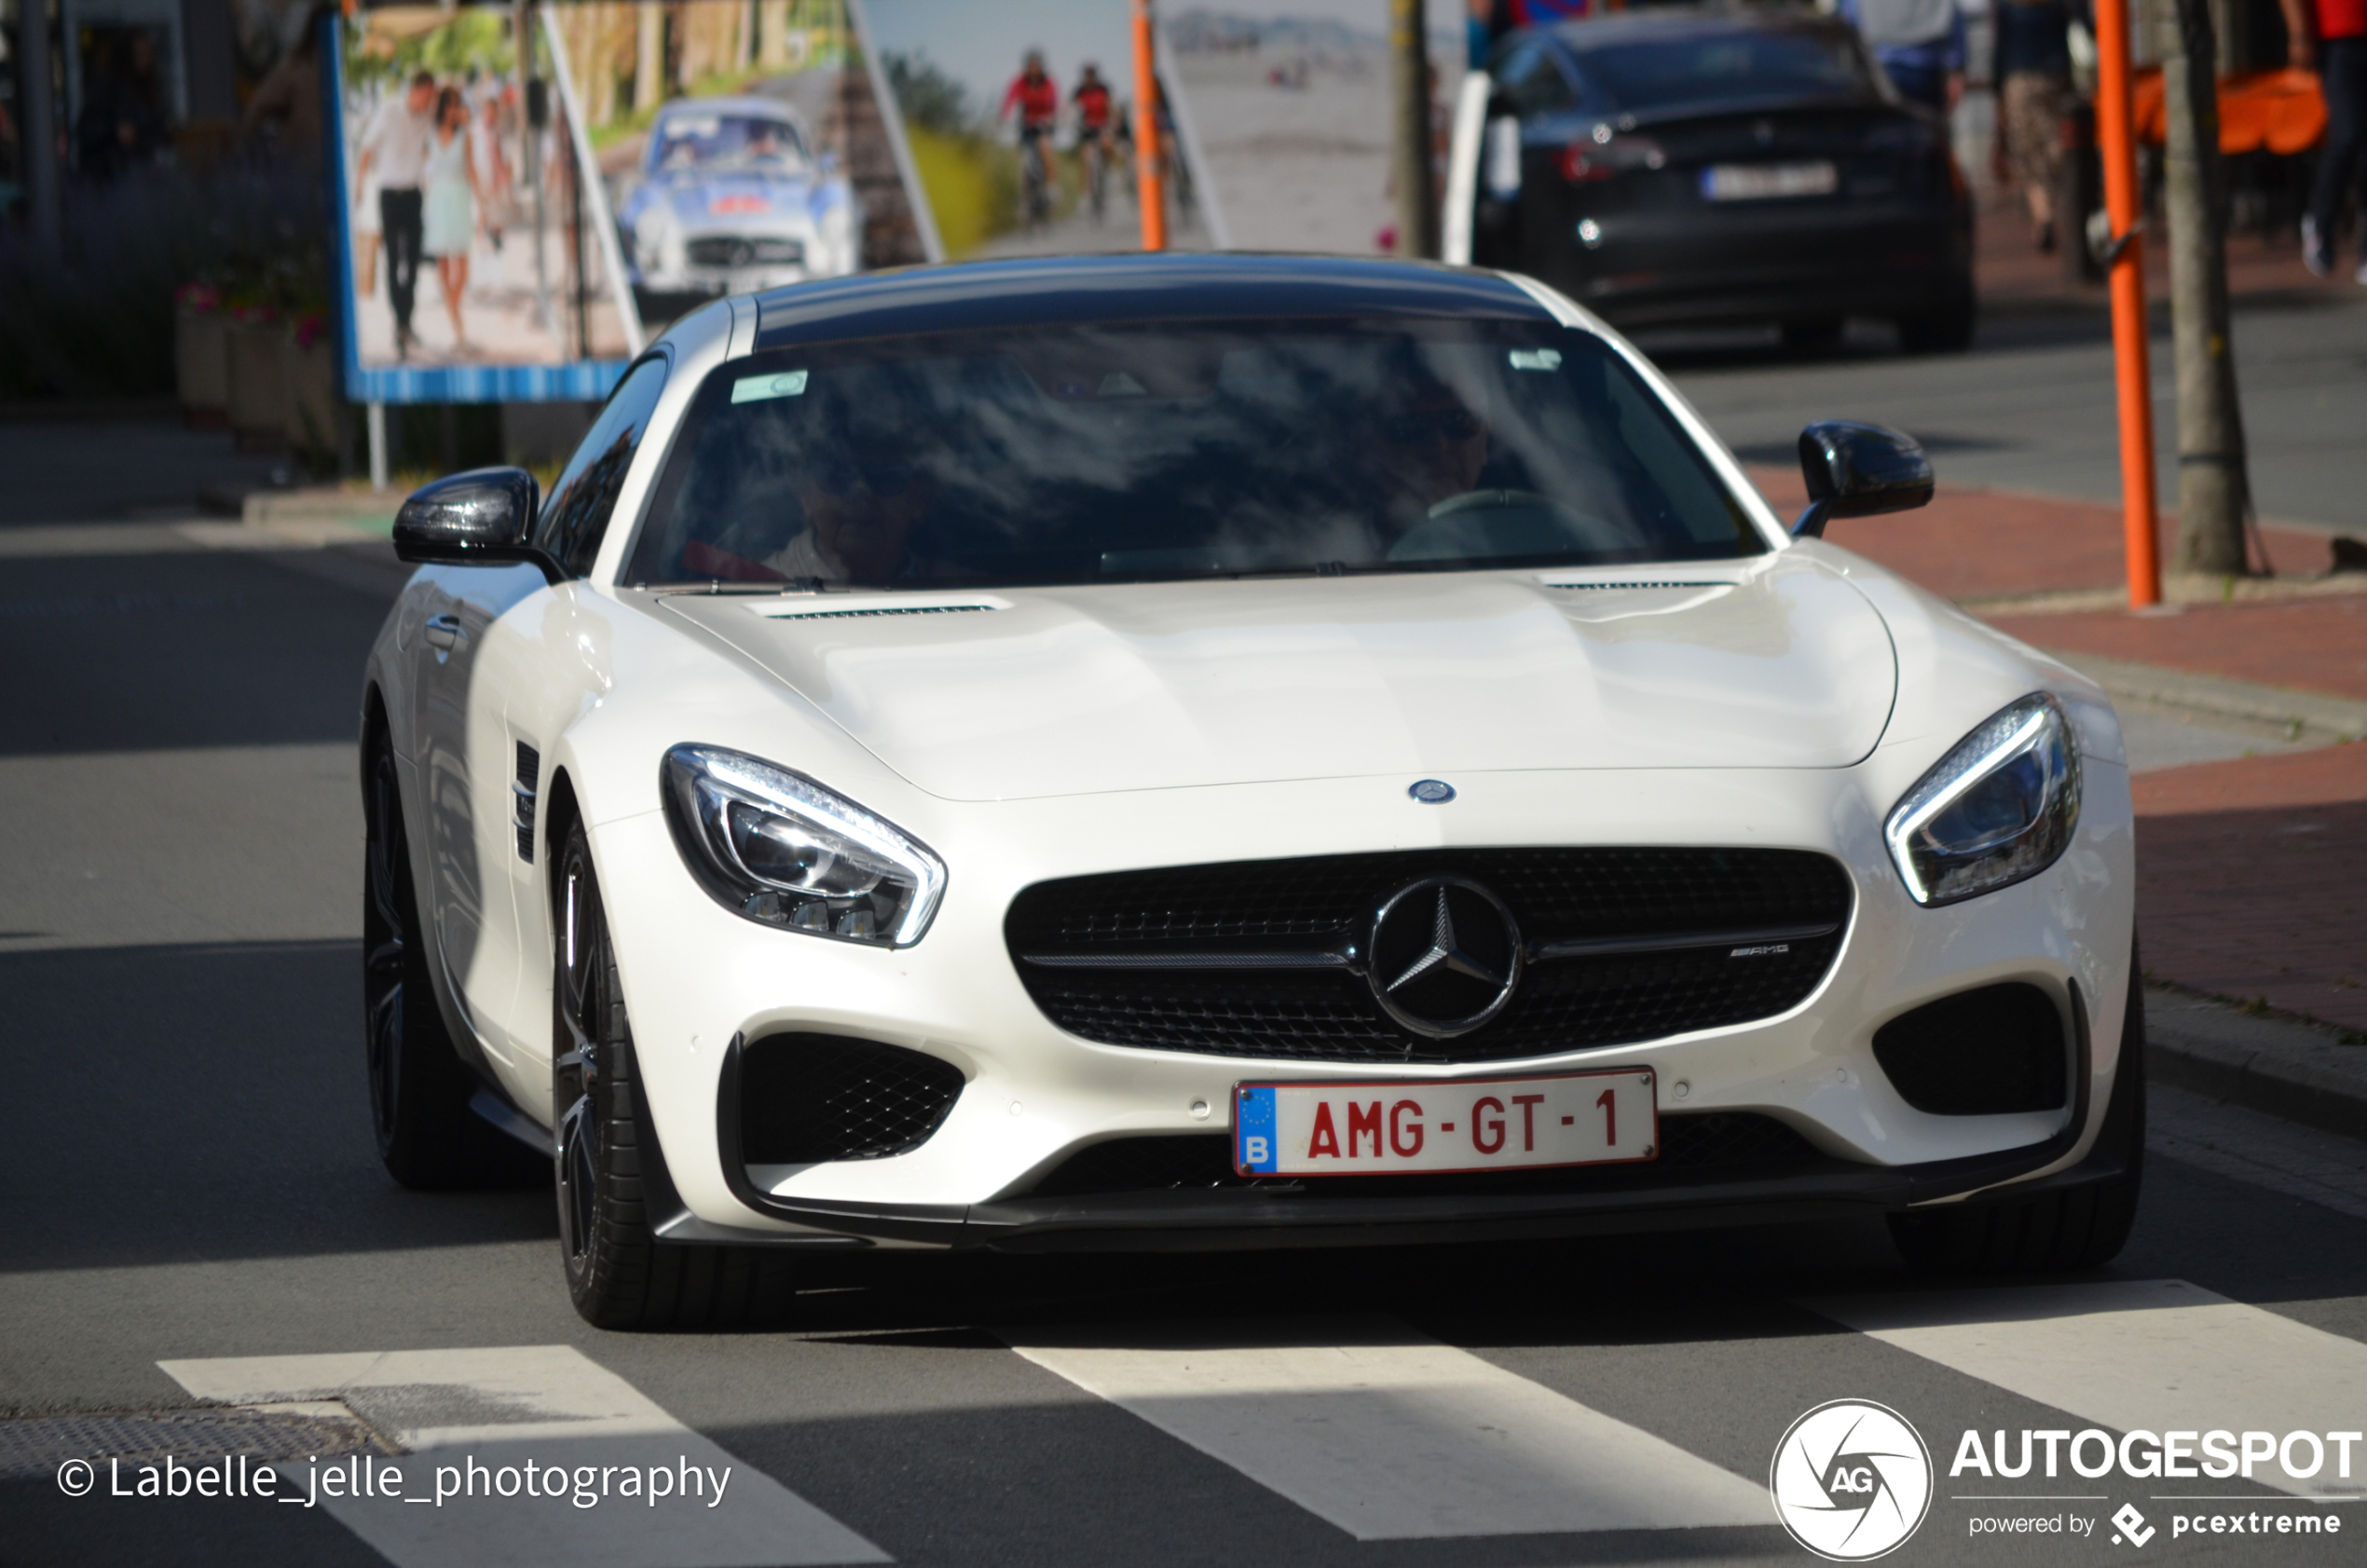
[661,744,946,946]
[1883,693,2081,907]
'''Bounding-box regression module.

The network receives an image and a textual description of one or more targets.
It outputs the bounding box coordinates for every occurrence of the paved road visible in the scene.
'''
[1658,293,2367,538]
[6,498,2367,1565]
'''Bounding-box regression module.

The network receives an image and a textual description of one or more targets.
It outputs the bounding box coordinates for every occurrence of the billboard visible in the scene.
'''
[851,0,1226,261]
[1162,0,1466,255]
[332,1,888,405]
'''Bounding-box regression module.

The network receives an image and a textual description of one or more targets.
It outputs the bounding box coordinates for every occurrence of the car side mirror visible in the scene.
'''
[1791,420,1934,539]
[392,468,561,581]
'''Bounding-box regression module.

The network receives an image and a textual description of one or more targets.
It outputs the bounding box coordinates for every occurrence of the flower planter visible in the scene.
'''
[281,328,338,457]
[226,314,290,452]
[175,306,229,429]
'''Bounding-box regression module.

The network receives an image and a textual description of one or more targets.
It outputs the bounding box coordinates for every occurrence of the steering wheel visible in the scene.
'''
[1386,489,1620,563]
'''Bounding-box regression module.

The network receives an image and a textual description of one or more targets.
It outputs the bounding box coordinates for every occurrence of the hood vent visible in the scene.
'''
[748,593,1010,622]
[1536,579,1727,591]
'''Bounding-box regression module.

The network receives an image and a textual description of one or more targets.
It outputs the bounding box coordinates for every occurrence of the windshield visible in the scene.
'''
[650,113,807,171]
[625,320,1764,589]
[1573,31,1876,109]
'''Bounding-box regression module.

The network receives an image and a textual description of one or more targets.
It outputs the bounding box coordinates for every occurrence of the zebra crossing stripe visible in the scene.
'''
[1005,1316,1772,1539]
[158,1346,887,1567]
[1801,1280,2367,1499]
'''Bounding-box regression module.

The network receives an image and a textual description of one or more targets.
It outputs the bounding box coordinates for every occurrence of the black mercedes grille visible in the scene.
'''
[737,1034,965,1164]
[1026,1112,1837,1198]
[1006,849,1852,1064]
[686,236,804,268]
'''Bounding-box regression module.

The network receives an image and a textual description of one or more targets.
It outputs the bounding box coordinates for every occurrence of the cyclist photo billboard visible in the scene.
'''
[849,0,1215,259]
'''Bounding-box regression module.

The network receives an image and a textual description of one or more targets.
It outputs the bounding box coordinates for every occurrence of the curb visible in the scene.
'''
[2041,650,2367,745]
[2145,984,2367,1144]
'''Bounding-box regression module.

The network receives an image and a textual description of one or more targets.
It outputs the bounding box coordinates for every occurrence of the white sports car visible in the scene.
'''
[616,97,860,320]
[366,254,2141,1330]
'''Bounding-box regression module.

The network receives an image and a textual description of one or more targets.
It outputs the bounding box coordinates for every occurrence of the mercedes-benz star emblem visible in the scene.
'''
[1366,878,1523,1037]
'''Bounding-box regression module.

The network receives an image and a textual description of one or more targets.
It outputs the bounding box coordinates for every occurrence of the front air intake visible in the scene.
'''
[1872,983,2069,1115]
[737,1034,965,1164]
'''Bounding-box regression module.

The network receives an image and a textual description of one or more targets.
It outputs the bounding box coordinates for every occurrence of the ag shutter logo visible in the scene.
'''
[1771,1399,1935,1561]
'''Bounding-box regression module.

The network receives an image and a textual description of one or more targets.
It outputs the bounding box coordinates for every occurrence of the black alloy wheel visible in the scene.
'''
[363,729,534,1188]
[552,820,798,1330]
[1887,945,2147,1274]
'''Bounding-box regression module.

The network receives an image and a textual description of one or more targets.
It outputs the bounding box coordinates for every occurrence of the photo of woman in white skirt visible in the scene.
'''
[421,85,485,355]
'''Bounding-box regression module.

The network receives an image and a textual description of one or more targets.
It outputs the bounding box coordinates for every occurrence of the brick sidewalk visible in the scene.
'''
[2133,744,2367,1033]
[1746,464,2345,602]
[1987,596,2367,702]
[1971,183,2351,308]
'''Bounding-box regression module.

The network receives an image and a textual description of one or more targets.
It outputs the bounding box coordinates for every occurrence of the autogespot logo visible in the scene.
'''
[1771,1399,1936,1561]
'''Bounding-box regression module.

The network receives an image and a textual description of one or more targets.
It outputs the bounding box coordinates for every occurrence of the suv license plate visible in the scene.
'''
[1233,1069,1658,1178]
[1700,160,1838,200]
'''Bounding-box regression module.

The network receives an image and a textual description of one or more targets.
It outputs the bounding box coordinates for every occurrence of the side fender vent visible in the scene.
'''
[513,743,540,864]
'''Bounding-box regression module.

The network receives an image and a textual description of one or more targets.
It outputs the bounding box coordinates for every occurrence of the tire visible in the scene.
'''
[1896,295,1977,354]
[552,820,799,1330]
[363,730,539,1189]
[1888,958,2146,1275]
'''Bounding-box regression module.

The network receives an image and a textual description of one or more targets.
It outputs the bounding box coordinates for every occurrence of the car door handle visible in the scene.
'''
[422,614,466,650]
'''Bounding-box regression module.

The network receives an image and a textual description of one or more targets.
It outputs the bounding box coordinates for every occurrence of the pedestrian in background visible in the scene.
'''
[2282,0,2367,280]
[1468,0,1592,70]
[1994,0,2083,252]
[1839,0,1968,113]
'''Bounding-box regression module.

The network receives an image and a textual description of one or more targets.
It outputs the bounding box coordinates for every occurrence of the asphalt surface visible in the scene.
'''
[6,311,2367,1568]
[1656,293,2367,538]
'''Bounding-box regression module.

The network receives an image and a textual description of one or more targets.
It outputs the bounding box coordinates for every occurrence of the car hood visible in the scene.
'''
[660,553,1897,802]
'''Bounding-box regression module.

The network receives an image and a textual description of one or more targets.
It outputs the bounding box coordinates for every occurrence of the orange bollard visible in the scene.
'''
[1133,0,1167,252]
[2093,0,2162,608]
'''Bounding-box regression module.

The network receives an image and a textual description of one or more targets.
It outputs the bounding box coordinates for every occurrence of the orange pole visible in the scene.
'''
[1132,0,1167,252]
[2093,0,2161,607]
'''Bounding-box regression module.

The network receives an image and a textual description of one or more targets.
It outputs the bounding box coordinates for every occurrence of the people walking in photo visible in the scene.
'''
[1993,0,2082,252]
[423,86,486,356]
[472,90,512,254]
[357,71,437,360]
[1838,0,1968,112]
[2283,0,2367,279]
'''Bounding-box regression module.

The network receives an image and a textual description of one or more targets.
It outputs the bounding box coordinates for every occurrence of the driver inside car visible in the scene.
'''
[761,431,941,585]
[1372,375,1493,539]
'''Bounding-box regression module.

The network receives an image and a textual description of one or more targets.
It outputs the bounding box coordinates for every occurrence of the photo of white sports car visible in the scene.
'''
[364,253,2141,1331]
[616,97,860,325]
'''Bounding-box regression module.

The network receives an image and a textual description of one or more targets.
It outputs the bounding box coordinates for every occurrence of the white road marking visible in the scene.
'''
[1800,1281,2367,1499]
[2150,1084,2367,1223]
[159,1346,885,1567]
[1006,1316,1771,1539]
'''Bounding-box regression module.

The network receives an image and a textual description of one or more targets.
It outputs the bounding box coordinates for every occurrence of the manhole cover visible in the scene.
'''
[0,1410,381,1481]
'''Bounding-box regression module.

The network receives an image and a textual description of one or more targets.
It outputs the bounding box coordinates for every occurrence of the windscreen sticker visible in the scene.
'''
[1509,348,1563,372]
[731,370,809,404]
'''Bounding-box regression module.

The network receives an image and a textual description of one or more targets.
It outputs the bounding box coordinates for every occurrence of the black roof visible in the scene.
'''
[1539,5,1860,50]
[750,252,1552,351]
